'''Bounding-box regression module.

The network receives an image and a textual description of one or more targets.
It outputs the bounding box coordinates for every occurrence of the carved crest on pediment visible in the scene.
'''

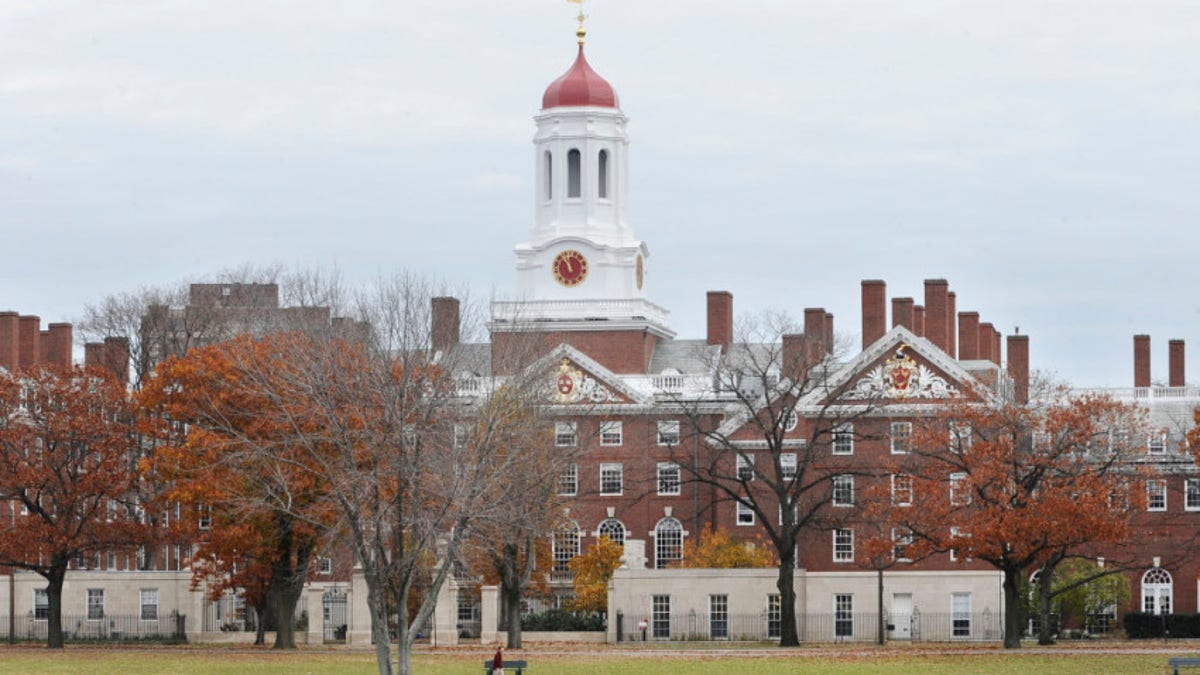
[844,345,959,400]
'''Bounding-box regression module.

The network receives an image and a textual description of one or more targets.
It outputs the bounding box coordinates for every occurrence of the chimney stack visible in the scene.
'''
[923,280,950,353]
[978,322,995,363]
[706,291,733,354]
[0,312,18,371]
[781,333,808,381]
[991,327,1002,366]
[47,323,73,367]
[958,312,980,360]
[104,336,130,385]
[1007,334,1029,404]
[18,315,40,368]
[947,291,957,359]
[860,280,887,350]
[430,297,461,355]
[913,305,925,337]
[891,298,914,332]
[1169,339,1185,388]
[1134,335,1151,387]
[824,313,834,355]
[804,308,827,357]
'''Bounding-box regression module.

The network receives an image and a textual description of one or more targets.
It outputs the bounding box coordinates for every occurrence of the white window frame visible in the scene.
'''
[833,528,854,563]
[891,528,913,562]
[950,422,972,452]
[1186,478,1200,512]
[834,593,854,638]
[736,498,755,526]
[553,523,580,572]
[951,592,972,638]
[657,462,681,496]
[654,518,684,569]
[890,422,912,455]
[453,423,469,449]
[33,588,48,621]
[783,410,798,432]
[1147,479,1167,512]
[832,424,854,455]
[892,473,913,507]
[780,453,797,481]
[1142,567,1173,615]
[657,420,681,446]
[87,588,104,621]
[1149,432,1167,455]
[198,504,212,530]
[318,557,333,575]
[597,518,626,547]
[832,474,854,507]
[600,421,623,446]
[737,454,755,482]
[140,588,159,621]
[555,422,578,447]
[600,462,624,496]
[949,472,970,506]
[558,463,578,496]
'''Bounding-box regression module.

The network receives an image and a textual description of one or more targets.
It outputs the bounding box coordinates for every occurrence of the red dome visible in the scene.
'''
[541,45,619,110]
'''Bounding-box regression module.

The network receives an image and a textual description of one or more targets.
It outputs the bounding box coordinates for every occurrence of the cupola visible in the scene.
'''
[541,45,619,110]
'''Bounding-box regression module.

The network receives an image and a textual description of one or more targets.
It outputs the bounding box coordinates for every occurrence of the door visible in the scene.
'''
[891,593,913,640]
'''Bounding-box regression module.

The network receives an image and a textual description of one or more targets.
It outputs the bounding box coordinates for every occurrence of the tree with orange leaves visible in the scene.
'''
[680,525,775,569]
[0,365,149,648]
[880,379,1148,648]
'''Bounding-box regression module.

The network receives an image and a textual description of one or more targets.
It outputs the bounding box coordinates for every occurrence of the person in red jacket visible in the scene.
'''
[492,646,504,675]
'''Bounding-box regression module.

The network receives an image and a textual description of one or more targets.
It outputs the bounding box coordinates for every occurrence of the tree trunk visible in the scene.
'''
[366,569,394,675]
[1002,566,1023,649]
[876,567,885,646]
[1037,566,1056,646]
[44,566,67,649]
[254,595,271,646]
[502,542,524,649]
[777,538,800,647]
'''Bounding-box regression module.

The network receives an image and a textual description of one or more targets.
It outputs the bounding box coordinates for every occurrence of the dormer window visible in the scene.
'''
[598,149,609,199]
[567,149,581,198]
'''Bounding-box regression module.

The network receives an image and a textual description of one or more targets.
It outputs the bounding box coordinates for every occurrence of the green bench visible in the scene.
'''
[1170,657,1200,674]
[484,659,528,674]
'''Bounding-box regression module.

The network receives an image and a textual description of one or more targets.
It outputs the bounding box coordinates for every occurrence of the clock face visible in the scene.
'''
[635,255,644,290]
[552,249,589,287]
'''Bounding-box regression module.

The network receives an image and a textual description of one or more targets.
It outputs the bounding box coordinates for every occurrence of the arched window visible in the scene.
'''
[553,522,580,572]
[597,149,609,199]
[544,151,553,200]
[567,149,581,198]
[598,518,625,547]
[654,517,683,569]
[1142,567,1173,614]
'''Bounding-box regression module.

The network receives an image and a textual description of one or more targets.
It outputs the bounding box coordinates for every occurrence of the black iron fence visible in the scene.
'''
[615,610,1003,643]
[0,613,186,642]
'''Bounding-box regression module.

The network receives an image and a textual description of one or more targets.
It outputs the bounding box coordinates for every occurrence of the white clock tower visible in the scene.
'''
[490,23,673,339]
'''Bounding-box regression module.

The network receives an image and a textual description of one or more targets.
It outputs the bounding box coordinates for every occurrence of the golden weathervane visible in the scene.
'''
[567,0,587,44]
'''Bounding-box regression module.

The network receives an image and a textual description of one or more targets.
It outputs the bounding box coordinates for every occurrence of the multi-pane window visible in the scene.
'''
[657,462,681,496]
[892,528,913,562]
[783,410,798,432]
[833,528,854,562]
[555,422,578,447]
[1147,479,1167,511]
[950,423,972,452]
[553,523,580,572]
[318,557,333,575]
[949,472,970,506]
[780,453,797,481]
[198,504,212,530]
[833,424,854,455]
[710,594,729,639]
[140,589,159,621]
[949,527,971,562]
[1149,433,1167,455]
[87,589,104,620]
[600,421,623,446]
[33,588,48,620]
[657,420,681,446]
[558,463,578,496]
[737,454,755,482]
[890,422,912,454]
[652,595,671,638]
[1186,479,1200,511]
[832,474,854,507]
[834,594,854,638]
[453,424,469,449]
[598,518,626,547]
[1142,567,1173,614]
[951,592,972,637]
[736,499,755,526]
[892,474,913,506]
[654,518,683,569]
[600,463,624,495]
[766,594,782,639]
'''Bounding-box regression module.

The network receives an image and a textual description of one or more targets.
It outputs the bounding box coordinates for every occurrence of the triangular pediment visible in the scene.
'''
[523,344,650,406]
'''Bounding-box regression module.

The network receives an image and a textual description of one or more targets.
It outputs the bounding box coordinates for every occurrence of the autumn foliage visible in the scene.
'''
[568,536,624,613]
[680,526,776,568]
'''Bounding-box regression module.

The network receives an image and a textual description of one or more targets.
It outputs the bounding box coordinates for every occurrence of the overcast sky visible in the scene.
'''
[3,1,1198,386]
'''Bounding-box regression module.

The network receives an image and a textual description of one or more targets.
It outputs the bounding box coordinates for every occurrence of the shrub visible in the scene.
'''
[1123,612,1200,638]
[520,609,605,632]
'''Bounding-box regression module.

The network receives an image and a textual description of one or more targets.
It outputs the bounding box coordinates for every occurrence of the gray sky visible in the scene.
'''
[3,1,1198,386]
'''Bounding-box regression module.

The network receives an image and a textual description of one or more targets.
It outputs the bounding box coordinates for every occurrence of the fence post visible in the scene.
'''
[615,611,623,642]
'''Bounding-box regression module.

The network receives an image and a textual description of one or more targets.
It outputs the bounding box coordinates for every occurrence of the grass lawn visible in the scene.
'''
[0,644,1194,674]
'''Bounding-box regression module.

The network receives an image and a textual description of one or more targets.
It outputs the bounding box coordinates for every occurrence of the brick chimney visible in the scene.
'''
[431,297,461,355]
[824,313,834,355]
[804,308,827,357]
[978,322,994,363]
[84,342,105,372]
[706,291,733,354]
[958,312,980,360]
[913,305,925,337]
[992,327,1002,366]
[892,298,914,332]
[1169,339,1185,387]
[104,337,130,385]
[781,333,808,381]
[0,312,18,371]
[947,291,957,359]
[861,280,887,350]
[924,279,950,354]
[1007,334,1029,404]
[1134,334,1151,387]
[46,323,73,367]
[18,315,40,368]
